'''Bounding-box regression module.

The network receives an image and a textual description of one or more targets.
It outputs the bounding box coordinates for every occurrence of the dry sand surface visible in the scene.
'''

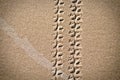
[0,0,120,80]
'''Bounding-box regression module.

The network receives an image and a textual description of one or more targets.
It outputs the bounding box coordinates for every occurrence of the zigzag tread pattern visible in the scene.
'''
[68,0,83,80]
[52,0,65,80]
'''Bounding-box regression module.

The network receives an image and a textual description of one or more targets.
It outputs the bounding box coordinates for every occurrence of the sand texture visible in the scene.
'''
[0,0,120,80]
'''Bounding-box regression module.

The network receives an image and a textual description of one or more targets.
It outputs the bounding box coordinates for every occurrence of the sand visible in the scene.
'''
[0,0,120,80]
